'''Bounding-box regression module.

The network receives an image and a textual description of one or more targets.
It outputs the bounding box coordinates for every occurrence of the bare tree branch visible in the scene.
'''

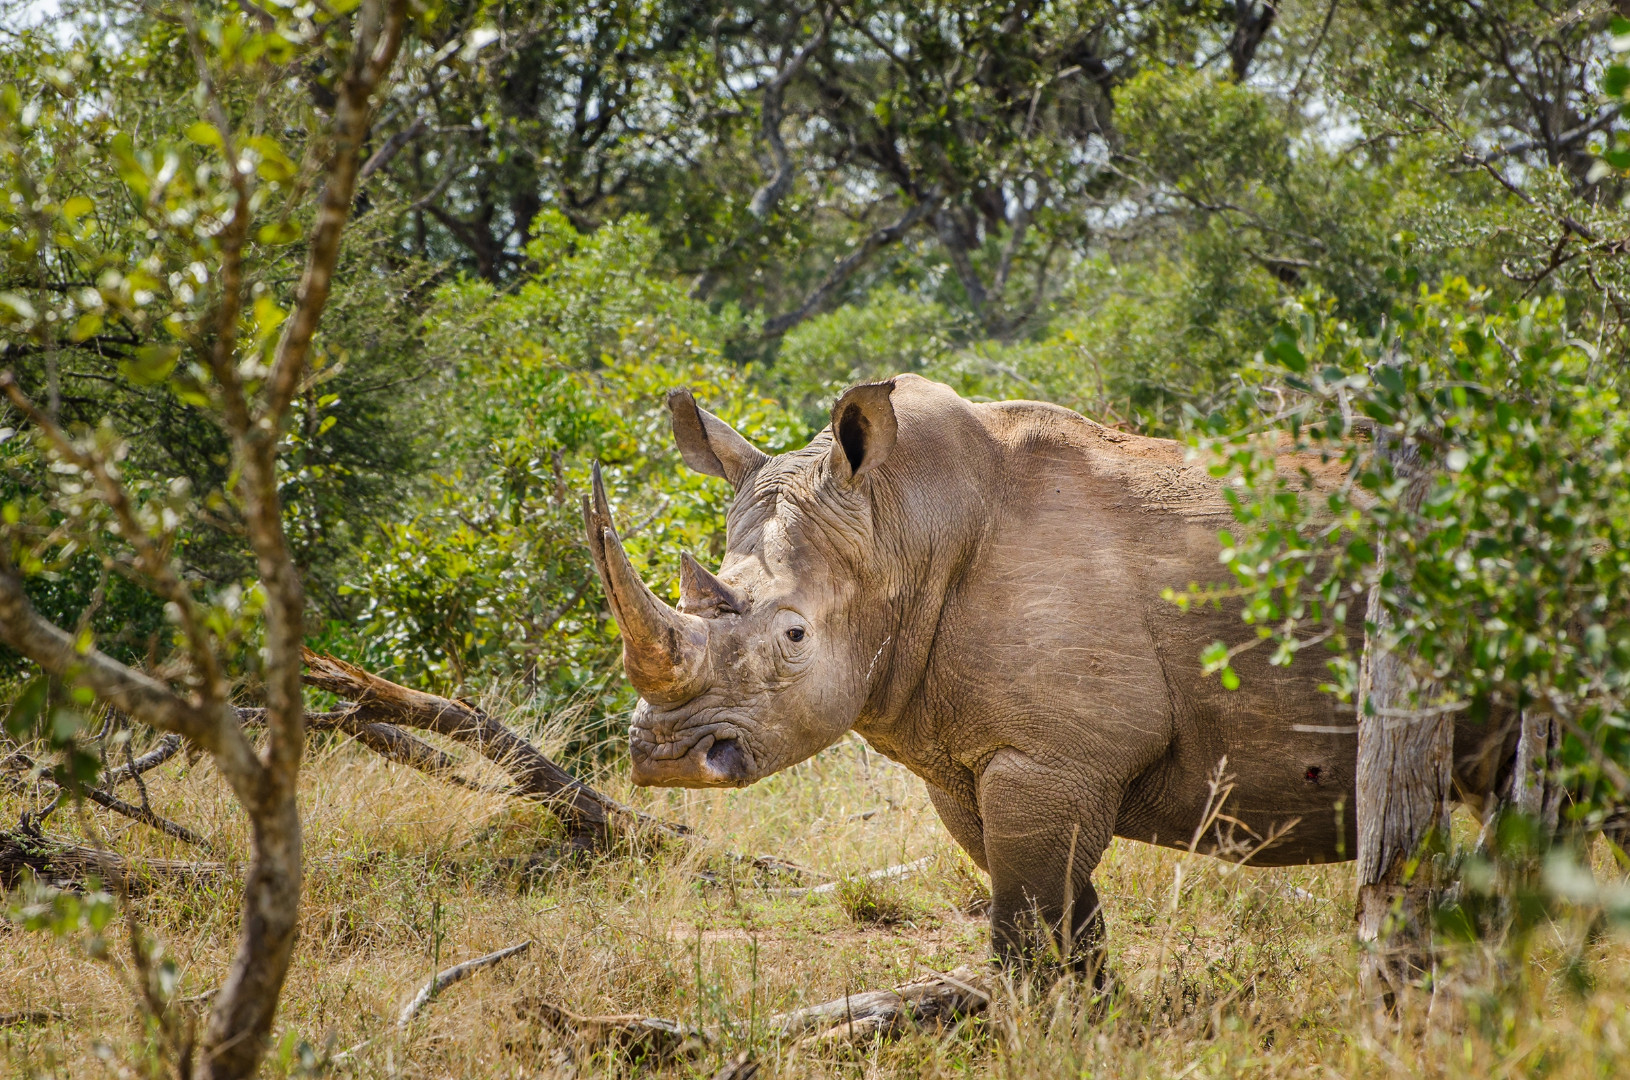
[761,190,940,339]
[360,115,426,179]
[0,553,262,794]
[747,8,833,220]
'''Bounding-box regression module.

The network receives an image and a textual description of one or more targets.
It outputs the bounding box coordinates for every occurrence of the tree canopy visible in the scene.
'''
[6,0,1630,832]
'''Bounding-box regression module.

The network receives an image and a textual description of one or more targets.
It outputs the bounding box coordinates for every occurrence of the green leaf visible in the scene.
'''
[120,344,181,385]
[0,292,37,323]
[247,134,295,183]
[256,220,301,245]
[61,195,94,223]
[1220,666,1240,691]
[69,312,103,342]
[185,120,224,148]
[6,677,48,739]
[1613,16,1630,50]
[167,372,213,408]
[51,707,82,744]
[1605,64,1630,99]
[1265,324,1306,373]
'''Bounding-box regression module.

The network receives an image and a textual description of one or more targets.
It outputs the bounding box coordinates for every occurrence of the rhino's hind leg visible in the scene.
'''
[979,749,1119,985]
[925,781,988,873]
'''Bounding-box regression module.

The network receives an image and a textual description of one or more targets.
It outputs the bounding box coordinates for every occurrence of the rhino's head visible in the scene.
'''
[584,379,909,788]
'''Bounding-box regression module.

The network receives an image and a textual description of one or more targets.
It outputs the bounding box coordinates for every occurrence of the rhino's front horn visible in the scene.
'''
[583,463,709,705]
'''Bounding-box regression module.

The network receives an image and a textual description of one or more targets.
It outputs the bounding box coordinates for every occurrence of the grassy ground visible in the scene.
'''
[3,714,1629,1079]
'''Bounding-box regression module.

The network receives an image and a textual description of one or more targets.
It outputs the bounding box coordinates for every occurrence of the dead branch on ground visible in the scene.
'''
[4,746,213,850]
[301,649,669,848]
[0,829,226,893]
[296,651,809,879]
[398,940,532,1029]
[517,965,991,1063]
[769,854,935,897]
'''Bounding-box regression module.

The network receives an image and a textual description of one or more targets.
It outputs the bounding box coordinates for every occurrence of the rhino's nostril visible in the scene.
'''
[705,738,747,780]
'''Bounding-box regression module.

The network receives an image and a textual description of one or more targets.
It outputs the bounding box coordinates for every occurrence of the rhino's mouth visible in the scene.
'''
[628,704,757,788]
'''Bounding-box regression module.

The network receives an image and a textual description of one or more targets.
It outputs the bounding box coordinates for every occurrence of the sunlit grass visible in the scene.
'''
[4,720,1629,1078]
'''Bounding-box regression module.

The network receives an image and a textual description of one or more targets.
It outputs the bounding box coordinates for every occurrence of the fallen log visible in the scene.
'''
[294,652,810,880]
[517,965,991,1062]
[301,649,675,849]
[0,829,225,893]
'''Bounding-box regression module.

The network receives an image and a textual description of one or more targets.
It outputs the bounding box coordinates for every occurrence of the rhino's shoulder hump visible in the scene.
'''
[972,399,1231,518]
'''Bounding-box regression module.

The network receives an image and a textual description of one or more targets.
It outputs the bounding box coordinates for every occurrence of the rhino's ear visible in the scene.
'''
[829,379,898,482]
[667,387,769,489]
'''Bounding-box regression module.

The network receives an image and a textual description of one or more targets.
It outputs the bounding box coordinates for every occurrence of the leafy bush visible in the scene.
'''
[1181,281,1630,822]
[344,215,809,745]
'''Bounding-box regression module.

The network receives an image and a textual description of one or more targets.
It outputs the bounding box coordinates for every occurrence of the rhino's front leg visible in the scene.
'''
[979,749,1119,983]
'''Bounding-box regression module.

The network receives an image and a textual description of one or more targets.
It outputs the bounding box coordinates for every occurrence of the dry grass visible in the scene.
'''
[4,720,1630,1079]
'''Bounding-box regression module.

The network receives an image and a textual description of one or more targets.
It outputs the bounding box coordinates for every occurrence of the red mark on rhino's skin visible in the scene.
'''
[1304,765,1323,783]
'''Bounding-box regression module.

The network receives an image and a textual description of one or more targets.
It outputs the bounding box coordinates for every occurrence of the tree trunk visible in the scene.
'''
[201,793,303,1079]
[1510,706,1563,836]
[1354,440,1453,1015]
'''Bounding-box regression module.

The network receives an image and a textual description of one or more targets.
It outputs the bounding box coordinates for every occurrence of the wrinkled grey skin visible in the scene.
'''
[583,375,1508,973]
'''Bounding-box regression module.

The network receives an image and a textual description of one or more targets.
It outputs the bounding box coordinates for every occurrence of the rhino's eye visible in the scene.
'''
[785,626,806,643]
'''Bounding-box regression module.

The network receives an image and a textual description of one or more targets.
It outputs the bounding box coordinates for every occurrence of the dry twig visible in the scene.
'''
[398,940,532,1029]
[769,855,935,897]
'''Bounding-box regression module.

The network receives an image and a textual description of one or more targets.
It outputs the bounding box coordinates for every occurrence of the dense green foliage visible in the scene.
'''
[5,0,1630,788]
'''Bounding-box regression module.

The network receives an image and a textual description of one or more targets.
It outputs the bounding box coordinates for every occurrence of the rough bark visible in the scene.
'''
[1355,438,1453,1015]
[1226,1,1279,81]
[197,8,408,1075]
[1509,707,1563,836]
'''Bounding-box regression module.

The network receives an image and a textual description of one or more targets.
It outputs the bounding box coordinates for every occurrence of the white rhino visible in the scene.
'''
[583,374,1504,972]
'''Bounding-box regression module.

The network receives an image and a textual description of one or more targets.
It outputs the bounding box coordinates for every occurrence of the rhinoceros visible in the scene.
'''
[582,374,1502,972]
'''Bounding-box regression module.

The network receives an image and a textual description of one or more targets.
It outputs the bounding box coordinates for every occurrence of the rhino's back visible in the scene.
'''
[960,398,1363,864]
